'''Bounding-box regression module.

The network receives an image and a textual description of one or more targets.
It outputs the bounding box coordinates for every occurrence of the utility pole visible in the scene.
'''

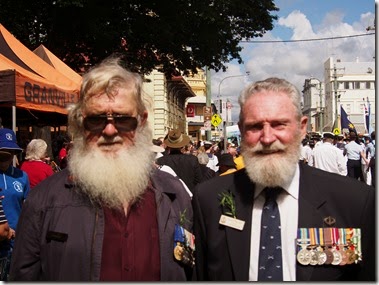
[205,66,212,141]
[331,64,344,131]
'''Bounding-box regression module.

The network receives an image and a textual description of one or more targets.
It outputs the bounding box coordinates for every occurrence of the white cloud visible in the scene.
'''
[211,10,375,123]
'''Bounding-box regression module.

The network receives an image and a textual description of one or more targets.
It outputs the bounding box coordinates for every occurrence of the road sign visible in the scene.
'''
[204,120,211,131]
[211,114,222,127]
[203,106,212,122]
[333,128,341,135]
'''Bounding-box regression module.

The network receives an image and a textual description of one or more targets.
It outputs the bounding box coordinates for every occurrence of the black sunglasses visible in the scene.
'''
[83,113,138,133]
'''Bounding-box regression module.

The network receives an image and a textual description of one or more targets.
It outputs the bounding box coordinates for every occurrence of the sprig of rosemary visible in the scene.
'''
[219,190,236,218]
[179,209,190,227]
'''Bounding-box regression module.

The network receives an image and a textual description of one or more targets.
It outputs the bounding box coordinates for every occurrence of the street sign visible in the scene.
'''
[333,128,341,135]
[203,106,213,122]
[211,114,222,127]
[204,120,212,131]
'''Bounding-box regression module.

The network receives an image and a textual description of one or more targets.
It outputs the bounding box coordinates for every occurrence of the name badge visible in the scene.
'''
[219,214,245,231]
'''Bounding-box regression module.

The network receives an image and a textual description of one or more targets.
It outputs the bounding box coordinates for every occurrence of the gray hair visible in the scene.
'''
[197,152,209,165]
[238,77,302,123]
[68,56,148,139]
[25,139,48,161]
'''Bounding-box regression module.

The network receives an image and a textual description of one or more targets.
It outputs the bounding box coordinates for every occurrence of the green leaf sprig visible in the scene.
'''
[219,190,236,218]
[179,208,190,227]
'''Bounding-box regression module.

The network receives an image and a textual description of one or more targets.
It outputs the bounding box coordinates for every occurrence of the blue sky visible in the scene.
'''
[210,0,376,122]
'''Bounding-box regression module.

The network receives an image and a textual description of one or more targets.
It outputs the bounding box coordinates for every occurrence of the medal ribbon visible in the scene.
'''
[318,228,324,247]
[332,227,339,247]
[310,228,316,246]
[323,227,333,247]
[352,228,362,258]
[314,228,320,246]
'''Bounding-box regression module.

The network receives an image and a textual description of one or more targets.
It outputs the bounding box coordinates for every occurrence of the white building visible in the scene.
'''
[302,57,375,134]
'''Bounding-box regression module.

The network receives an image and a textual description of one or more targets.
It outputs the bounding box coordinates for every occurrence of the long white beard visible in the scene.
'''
[68,125,155,209]
[241,132,302,188]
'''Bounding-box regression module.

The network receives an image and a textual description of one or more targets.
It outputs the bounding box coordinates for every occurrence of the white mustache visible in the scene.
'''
[250,141,287,154]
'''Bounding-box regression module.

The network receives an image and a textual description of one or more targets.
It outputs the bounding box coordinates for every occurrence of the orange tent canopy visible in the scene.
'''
[0,54,79,114]
[0,24,80,90]
[33,44,82,86]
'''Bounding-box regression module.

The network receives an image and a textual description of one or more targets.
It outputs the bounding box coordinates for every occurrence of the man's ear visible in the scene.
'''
[140,111,148,126]
[300,116,308,138]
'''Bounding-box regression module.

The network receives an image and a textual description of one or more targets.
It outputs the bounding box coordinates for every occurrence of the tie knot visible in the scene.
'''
[264,187,282,202]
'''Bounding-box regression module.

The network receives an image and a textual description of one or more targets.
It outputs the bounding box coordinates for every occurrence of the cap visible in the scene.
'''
[323,132,334,139]
[0,128,22,153]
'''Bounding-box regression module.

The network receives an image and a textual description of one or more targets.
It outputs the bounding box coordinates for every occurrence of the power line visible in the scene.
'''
[240,32,375,43]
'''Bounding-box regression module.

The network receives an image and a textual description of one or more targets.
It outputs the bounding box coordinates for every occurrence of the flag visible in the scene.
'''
[366,97,374,134]
[363,99,369,133]
[341,106,357,134]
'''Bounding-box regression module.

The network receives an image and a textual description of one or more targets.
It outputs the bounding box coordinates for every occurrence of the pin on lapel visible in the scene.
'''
[323,216,336,227]
[218,190,245,231]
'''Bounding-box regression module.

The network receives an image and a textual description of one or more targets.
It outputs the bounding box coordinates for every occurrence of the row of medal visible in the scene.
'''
[296,227,361,266]
[173,224,195,267]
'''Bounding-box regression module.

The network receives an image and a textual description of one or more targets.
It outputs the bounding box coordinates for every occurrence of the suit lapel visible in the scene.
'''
[224,171,254,280]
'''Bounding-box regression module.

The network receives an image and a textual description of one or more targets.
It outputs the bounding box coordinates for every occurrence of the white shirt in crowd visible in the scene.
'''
[312,141,347,176]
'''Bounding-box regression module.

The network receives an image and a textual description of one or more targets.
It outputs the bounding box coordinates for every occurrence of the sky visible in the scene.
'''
[210,0,376,123]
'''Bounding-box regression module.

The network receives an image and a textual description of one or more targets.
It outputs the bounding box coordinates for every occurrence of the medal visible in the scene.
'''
[308,229,318,265]
[323,228,334,265]
[174,243,184,261]
[297,228,311,265]
[331,228,341,265]
[317,248,327,265]
[338,228,348,266]
[316,228,326,265]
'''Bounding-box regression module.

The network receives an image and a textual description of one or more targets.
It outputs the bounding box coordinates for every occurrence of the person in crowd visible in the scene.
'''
[312,132,347,176]
[344,132,364,181]
[151,145,192,198]
[192,77,374,281]
[0,128,30,281]
[10,56,193,281]
[20,139,54,188]
[197,152,216,182]
[368,131,375,187]
[360,135,374,185]
[299,138,313,165]
[335,134,346,153]
[58,141,73,169]
[217,153,237,176]
[157,129,202,192]
[203,141,219,172]
[227,144,239,159]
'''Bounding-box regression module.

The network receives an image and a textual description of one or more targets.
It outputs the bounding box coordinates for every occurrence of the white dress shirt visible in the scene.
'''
[313,142,347,175]
[249,165,299,281]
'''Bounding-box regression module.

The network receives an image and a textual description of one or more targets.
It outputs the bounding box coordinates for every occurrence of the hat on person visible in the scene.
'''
[203,141,212,146]
[164,129,190,148]
[0,128,22,153]
[150,144,165,160]
[322,132,334,139]
[216,153,236,167]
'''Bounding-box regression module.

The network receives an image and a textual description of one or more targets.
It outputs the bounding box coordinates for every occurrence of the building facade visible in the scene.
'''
[302,57,375,134]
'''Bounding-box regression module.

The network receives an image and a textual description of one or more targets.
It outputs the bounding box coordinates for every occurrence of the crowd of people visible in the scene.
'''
[0,56,374,281]
[300,130,375,187]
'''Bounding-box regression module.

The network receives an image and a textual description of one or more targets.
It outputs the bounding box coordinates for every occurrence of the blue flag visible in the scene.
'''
[341,106,357,134]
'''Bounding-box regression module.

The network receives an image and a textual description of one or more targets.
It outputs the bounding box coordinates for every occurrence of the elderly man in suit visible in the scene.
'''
[192,77,375,281]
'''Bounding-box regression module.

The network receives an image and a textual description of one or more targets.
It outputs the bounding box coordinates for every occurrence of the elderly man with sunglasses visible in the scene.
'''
[9,56,193,281]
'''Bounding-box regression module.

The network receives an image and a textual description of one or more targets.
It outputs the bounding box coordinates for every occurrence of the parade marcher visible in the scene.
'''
[10,56,193,281]
[300,138,313,165]
[20,139,54,188]
[312,132,347,176]
[157,129,202,192]
[0,128,30,281]
[344,132,364,181]
[192,77,375,281]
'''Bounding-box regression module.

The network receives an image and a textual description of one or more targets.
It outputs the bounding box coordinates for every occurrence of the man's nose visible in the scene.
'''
[102,120,118,136]
[260,125,276,145]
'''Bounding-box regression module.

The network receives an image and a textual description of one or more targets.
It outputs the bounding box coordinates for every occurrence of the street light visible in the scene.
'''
[217,71,250,152]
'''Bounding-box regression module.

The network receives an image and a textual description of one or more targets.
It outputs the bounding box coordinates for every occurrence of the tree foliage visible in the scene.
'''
[0,0,278,77]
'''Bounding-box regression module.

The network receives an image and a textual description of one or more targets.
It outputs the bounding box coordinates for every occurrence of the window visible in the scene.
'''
[365,82,371,89]
[353,82,360,89]
[344,82,350,89]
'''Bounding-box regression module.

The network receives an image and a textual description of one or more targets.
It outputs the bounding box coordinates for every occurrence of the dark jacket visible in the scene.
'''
[157,152,202,191]
[9,168,193,281]
[192,163,375,281]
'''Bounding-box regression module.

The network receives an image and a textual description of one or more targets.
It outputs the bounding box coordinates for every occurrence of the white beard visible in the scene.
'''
[68,125,155,209]
[241,132,302,188]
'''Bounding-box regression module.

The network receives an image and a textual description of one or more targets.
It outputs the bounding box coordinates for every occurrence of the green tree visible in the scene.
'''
[0,0,278,77]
